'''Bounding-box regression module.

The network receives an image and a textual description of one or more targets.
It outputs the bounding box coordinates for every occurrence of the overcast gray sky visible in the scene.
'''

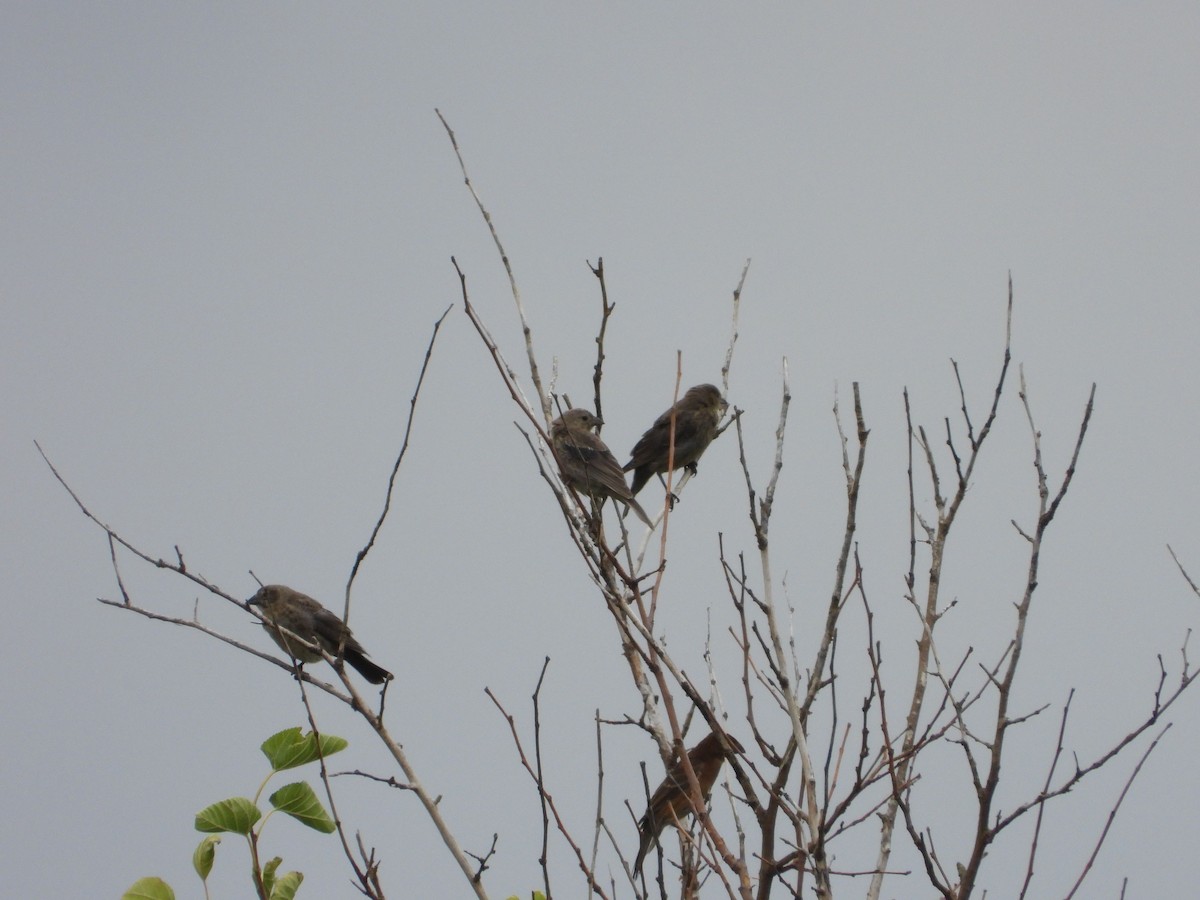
[4,4,1200,898]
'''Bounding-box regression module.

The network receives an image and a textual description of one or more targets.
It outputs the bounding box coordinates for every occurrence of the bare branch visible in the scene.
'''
[588,258,615,425]
[437,109,552,423]
[1063,725,1172,899]
[721,259,751,396]
[485,682,611,900]
[345,304,452,621]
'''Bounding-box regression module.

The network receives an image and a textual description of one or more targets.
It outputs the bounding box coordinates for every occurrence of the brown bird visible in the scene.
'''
[550,408,653,527]
[247,585,392,684]
[624,384,728,496]
[633,730,744,875]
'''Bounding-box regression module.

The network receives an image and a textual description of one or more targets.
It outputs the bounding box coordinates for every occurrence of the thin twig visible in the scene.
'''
[1063,725,1172,899]
[437,109,551,423]
[721,259,751,395]
[345,304,452,621]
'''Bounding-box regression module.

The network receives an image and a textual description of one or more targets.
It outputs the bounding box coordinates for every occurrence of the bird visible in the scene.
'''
[633,730,744,875]
[247,584,392,684]
[624,384,728,496]
[550,408,653,527]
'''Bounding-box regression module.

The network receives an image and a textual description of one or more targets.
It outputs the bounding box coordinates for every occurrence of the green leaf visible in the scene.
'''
[194,797,262,834]
[269,870,304,900]
[269,781,337,833]
[261,727,348,771]
[263,856,282,895]
[121,876,175,900]
[192,834,221,880]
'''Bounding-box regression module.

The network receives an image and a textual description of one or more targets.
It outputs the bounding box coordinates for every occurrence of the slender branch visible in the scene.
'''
[344,304,452,621]
[485,684,611,899]
[1063,725,1171,899]
[37,441,243,608]
[589,258,615,425]
[533,658,554,900]
[590,712,607,892]
[955,374,1095,897]
[1018,691,1074,900]
[437,109,551,423]
[721,259,751,396]
[1167,545,1200,598]
[296,673,385,898]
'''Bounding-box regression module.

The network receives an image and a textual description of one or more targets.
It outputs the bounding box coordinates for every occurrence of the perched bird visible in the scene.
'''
[247,584,392,684]
[633,730,744,875]
[624,384,728,496]
[550,408,653,527]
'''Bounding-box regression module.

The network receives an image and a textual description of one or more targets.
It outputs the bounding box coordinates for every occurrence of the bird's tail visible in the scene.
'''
[345,649,393,685]
[633,816,655,875]
[628,467,650,497]
[627,497,653,528]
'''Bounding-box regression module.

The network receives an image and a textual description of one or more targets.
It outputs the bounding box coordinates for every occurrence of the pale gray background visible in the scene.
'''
[4,5,1199,898]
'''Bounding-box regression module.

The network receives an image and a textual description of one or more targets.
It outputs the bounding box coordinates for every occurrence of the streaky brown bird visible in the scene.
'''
[550,408,653,527]
[633,730,744,875]
[247,584,392,684]
[624,384,728,496]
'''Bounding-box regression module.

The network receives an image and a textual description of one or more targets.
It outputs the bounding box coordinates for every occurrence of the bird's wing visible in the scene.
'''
[563,431,635,500]
[310,605,364,654]
[560,433,612,465]
[626,406,710,470]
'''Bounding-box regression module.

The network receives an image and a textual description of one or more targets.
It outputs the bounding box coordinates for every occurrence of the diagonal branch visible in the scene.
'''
[437,109,551,424]
[345,304,452,621]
